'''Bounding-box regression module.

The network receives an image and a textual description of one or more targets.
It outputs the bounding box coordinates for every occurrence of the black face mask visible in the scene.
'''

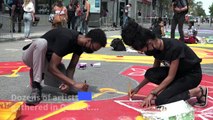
[144,48,161,56]
[82,47,94,53]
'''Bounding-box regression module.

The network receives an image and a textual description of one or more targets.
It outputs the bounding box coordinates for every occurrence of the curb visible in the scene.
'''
[0,35,42,43]
[0,29,122,43]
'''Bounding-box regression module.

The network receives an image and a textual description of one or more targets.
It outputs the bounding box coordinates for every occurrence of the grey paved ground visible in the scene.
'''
[0,38,141,102]
[0,21,213,103]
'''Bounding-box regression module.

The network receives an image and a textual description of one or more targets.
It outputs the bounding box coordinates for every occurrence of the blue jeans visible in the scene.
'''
[23,12,33,38]
[123,15,128,28]
[80,13,89,34]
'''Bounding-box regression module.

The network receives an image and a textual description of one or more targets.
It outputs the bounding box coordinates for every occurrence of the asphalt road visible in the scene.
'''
[0,24,213,103]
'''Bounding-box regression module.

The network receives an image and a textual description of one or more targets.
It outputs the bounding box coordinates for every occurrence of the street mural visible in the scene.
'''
[0,43,213,120]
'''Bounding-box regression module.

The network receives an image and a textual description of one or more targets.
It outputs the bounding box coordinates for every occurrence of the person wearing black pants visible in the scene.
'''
[171,0,188,42]
[145,63,201,105]
[8,0,23,33]
[67,0,76,29]
[121,20,208,108]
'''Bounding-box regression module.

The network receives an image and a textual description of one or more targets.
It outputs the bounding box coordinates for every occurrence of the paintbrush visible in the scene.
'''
[128,82,132,101]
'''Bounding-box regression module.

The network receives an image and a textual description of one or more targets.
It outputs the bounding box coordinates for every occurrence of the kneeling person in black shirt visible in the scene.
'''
[122,20,208,108]
[22,28,107,106]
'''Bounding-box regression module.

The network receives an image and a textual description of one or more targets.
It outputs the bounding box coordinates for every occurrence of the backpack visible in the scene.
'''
[110,38,126,51]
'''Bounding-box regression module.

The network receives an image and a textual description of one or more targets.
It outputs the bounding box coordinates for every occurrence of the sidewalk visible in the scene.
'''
[0,25,123,42]
[0,14,123,42]
[0,14,212,42]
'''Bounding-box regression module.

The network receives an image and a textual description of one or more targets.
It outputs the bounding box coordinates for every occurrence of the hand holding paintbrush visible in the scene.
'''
[128,82,143,101]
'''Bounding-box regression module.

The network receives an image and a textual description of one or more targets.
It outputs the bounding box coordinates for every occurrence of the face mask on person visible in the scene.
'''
[145,48,161,56]
[144,43,161,56]
[82,47,94,53]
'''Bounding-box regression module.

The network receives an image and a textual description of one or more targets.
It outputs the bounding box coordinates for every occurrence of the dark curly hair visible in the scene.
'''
[121,20,156,50]
[86,29,107,47]
[56,0,63,7]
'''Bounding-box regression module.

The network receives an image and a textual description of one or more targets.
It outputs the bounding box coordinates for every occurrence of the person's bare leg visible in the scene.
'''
[189,86,206,98]
[189,86,208,107]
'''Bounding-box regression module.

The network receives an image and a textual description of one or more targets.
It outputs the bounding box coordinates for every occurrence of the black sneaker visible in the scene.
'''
[26,87,42,106]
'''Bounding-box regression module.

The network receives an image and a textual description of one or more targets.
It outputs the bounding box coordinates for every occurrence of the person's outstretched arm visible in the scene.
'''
[141,59,179,107]
[48,53,76,85]
[66,53,80,79]
[130,59,160,97]
[152,59,179,94]
[48,53,88,91]
[153,59,161,67]
[130,78,150,98]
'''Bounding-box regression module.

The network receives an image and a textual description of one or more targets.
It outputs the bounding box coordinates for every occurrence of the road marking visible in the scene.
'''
[0,66,26,77]
[35,101,88,120]
[5,48,19,51]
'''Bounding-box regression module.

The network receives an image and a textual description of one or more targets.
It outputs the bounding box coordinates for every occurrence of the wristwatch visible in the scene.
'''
[150,90,158,96]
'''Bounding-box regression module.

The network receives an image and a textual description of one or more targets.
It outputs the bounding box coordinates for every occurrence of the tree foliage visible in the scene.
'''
[190,1,206,16]
[156,0,207,17]
[209,3,213,16]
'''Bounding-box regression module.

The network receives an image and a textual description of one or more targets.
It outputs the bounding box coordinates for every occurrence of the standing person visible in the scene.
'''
[163,15,168,32]
[67,0,76,29]
[22,0,35,40]
[197,17,201,29]
[122,20,208,108]
[0,0,4,28]
[22,28,107,106]
[123,3,132,28]
[52,0,68,28]
[8,0,23,33]
[137,9,142,24]
[171,0,188,42]
[80,0,90,34]
[101,8,108,25]
[184,21,199,44]
[152,17,165,39]
[0,0,4,14]
[74,0,81,30]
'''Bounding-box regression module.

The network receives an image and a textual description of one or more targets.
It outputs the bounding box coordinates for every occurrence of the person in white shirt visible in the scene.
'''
[22,0,35,40]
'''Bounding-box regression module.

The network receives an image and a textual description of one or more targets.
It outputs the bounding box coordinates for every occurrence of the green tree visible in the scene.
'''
[190,1,206,16]
[188,0,196,14]
[157,0,171,17]
[209,3,213,16]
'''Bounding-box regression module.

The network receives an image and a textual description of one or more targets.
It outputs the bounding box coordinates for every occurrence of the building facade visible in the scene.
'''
[33,0,168,27]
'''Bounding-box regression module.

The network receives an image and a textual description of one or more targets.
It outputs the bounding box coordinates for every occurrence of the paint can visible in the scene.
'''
[78,63,87,70]
[91,62,101,68]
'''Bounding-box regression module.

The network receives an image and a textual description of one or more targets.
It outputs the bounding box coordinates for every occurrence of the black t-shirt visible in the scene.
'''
[41,28,83,61]
[173,0,188,14]
[10,0,23,13]
[153,38,201,73]
[67,4,76,16]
